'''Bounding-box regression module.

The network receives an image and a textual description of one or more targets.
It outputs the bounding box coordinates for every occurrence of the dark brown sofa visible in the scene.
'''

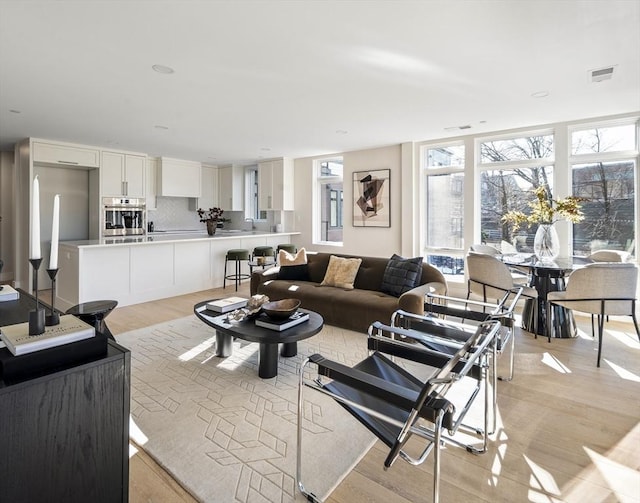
[250,251,447,333]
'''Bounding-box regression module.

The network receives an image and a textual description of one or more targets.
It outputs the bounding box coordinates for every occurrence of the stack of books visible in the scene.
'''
[0,315,95,356]
[205,296,248,313]
[255,311,309,331]
[0,285,19,302]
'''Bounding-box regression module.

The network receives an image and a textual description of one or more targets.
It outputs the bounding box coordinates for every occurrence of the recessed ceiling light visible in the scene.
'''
[152,64,175,74]
[531,90,549,98]
[261,147,271,152]
[336,129,348,135]
[154,125,169,130]
[9,109,21,114]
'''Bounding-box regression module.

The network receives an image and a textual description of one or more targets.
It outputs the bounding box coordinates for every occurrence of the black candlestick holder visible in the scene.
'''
[29,257,46,335]
[46,268,60,326]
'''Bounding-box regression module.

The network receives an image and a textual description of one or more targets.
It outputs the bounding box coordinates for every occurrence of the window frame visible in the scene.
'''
[313,156,344,246]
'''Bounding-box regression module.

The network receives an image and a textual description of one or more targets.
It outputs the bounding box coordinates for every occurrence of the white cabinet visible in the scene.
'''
[158,157,201,197]
[101,151,146,198]
[218,164,244,211]
[258,158,294,210]
[189,164,219,211]
[146,157,159,210]
[32,141,100,168]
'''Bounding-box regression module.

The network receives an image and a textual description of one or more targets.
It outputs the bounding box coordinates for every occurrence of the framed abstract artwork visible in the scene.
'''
[352,169,390,227]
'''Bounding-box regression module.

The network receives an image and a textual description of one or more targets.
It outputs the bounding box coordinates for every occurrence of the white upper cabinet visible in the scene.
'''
[218,164,244,211]
[32,141,100,168]
[146,157,159,210]
[258,158,293,210]
[189,164,219,211]
[158,157,201,198]
[101,151,146,198]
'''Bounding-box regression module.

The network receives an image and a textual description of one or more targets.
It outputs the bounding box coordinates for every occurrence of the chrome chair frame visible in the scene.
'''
[296,316,501,503]
[424,287,523,382]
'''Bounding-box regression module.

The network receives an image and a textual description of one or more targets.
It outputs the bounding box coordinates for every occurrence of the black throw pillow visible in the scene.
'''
[380,254,424,297]
[278,264,311,281]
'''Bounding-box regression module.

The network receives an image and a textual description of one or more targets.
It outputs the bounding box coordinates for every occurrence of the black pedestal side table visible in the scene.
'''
[66,300,119,340]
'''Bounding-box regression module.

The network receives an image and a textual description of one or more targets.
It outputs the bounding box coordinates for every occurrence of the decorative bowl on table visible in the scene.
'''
[261,299,301,320]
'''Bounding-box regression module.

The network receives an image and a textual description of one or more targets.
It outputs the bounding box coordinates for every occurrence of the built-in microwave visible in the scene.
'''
[103,197,146,236]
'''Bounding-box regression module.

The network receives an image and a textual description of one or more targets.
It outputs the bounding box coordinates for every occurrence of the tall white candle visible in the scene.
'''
[31,175,41,260]
[50,194,60,269]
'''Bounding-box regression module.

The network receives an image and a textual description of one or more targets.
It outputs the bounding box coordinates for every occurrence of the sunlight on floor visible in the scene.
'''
[561,423,640,502]
[179,336,216,361]
[584,446,640,503]
[129,416,149,458]
[130,416,149,446]
[216,344,259,371]
[541,352,572,373]
[608,328,640,349]
[523,454,563,502]
[604,359,640,382]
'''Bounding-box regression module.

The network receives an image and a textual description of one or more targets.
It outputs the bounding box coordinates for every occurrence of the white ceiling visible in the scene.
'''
[0,0,639,165]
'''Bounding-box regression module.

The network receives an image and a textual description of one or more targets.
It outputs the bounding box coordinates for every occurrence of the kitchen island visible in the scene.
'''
[56,231,298,311]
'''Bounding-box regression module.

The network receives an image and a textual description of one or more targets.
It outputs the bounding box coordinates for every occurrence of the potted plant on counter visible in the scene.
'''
[197,207,225,236]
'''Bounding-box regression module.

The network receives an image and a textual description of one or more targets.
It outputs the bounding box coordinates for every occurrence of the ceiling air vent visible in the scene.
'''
[590,66,615,82]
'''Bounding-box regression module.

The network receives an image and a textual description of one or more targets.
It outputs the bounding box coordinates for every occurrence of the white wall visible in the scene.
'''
[0,151,15,282]
[294,144,405,258]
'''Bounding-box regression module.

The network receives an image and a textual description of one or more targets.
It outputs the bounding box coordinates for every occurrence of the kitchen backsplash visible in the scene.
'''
[148,197,274,231]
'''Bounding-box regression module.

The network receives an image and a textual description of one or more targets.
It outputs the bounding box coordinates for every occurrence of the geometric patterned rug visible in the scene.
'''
[116,315,377,503]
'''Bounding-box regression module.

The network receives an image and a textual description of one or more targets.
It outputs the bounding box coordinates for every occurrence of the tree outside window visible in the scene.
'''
[571,124,637,256]
[479,134,554,251]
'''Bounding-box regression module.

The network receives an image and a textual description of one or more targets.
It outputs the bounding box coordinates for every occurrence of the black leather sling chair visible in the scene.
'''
[296,313,501,503]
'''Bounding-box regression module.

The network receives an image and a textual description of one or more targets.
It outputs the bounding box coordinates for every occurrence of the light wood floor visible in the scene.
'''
[106,283,640,503]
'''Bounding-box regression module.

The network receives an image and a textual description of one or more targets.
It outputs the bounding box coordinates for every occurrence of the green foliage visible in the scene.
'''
[502,187,584,231]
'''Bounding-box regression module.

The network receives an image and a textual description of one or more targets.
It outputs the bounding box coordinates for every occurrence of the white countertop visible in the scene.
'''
[60,230,300,248]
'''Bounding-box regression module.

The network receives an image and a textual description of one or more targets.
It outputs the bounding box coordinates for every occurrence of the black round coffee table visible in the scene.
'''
[194,300,324,378]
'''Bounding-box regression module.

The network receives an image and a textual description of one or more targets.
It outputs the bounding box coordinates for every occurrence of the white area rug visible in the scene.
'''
[116,316,376,503]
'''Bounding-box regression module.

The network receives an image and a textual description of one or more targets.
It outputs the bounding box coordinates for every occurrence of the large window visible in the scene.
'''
[424,144,465,274]
[245,167,266,221]
[479,134,554,252]
[316,158,343,243]
[570,123,637,256]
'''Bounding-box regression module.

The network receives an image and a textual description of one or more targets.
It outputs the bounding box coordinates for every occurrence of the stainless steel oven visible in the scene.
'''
[103,197,146,236]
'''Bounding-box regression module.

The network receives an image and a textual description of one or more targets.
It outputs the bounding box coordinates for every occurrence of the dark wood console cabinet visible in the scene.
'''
[0,341,131,503]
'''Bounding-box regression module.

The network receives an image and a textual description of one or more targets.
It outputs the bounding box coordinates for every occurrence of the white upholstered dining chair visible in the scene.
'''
[547,262,640,367]
[466,252,538,330]
[588,249,631,263]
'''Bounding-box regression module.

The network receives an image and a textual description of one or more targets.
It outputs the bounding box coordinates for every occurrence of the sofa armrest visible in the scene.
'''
[398,281,447,315]
[250,266,280,295]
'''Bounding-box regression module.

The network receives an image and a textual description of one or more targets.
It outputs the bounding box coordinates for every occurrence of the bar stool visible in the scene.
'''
[250,246,276,274]
[224,249,251,291]
[276,243,297,255]
[66,300,119,341]
[252,246,275,260]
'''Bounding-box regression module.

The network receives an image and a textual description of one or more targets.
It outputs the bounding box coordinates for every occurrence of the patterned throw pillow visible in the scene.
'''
[278,247,310,281]
[320,255,362,290]
[380,254,424,297]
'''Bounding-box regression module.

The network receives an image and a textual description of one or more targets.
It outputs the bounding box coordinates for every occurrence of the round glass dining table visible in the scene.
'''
[501,255,592,339]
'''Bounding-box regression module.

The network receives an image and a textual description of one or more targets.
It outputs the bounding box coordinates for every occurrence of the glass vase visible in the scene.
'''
[534,223,560,262]
[206,221,217,236]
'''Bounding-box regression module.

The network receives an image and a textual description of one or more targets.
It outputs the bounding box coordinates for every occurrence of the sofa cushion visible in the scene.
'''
[278,264,310,281]
[381,254,424,297]
[277,247,309,280]
[279,247,307,265]
[321,255,362,290]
